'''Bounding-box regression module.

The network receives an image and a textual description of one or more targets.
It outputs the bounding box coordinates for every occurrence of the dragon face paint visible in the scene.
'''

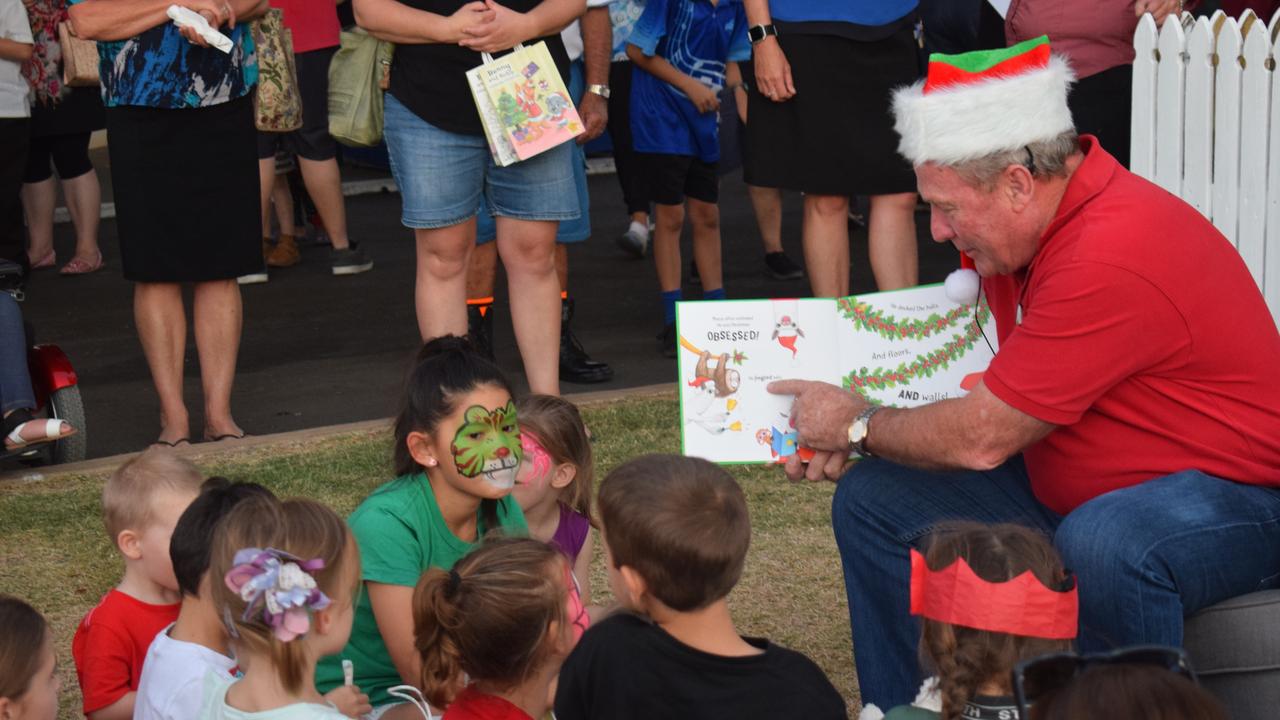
[450,401,523,490]
[517,431,556,490]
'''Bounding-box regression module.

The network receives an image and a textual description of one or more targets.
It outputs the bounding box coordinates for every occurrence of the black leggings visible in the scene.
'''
[0,118,29,272]
[23,132,94,184]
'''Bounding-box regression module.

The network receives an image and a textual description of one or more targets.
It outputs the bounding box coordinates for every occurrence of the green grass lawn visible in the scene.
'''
[0,396,858,718]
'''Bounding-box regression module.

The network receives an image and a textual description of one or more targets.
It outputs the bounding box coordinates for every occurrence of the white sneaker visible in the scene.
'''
[237,271,269,285]
[616,220,650,258]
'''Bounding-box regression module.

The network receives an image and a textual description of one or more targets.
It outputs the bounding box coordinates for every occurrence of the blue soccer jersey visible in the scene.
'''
[628,0,750,162]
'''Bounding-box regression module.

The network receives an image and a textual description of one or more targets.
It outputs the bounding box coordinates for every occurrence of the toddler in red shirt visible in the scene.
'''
[402,537,587,720]
[71,448,203,720]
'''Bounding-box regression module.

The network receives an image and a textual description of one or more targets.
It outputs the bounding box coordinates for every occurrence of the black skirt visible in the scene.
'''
[106,94,263,282]
[744,24,921,196]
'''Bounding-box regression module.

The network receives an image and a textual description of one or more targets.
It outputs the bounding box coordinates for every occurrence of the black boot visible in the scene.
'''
[560,298,613,384]
[467,302,496,362]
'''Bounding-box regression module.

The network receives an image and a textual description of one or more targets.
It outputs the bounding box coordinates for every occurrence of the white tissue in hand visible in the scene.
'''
[167,5,234,53]
[944,268,980,305]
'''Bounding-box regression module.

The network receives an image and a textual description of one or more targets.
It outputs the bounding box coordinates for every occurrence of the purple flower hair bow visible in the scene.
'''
[224,547,331,642]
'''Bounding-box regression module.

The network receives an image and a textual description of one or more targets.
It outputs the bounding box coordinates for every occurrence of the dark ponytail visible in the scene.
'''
[413,538,567,708]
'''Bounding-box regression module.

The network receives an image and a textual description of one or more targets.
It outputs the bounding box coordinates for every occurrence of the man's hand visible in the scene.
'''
[578,90,607,143]
[751,36,794,102]
[768,380,868,482]
[459,0,533,52]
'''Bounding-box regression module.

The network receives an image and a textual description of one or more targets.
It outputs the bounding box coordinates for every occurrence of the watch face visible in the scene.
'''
[848,420,868,444]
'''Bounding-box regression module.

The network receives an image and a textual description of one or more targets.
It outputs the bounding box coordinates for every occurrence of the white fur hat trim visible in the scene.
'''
[893,56,1076,167]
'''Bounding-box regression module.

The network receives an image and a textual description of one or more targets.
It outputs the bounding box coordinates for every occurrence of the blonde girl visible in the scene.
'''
[203,497,362,719]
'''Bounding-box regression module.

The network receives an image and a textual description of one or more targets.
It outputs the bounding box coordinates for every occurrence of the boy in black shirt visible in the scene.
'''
[554,454,847,719]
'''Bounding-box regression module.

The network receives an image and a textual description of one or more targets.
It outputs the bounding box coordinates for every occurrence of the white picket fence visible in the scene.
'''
[1131,9,1280,322]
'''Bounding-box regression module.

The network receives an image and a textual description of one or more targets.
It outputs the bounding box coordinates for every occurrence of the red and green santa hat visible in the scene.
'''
[892,35,1075,168]
[894,36,1075,304]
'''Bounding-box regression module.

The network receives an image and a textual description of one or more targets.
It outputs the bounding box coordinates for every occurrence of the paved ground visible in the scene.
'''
[10,157,957,463]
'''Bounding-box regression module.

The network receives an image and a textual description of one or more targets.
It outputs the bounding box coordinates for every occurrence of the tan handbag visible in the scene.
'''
[58,21,99,88]
[251,9,303,132]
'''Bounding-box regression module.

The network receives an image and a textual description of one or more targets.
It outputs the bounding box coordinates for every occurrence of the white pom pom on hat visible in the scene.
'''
[945,269,980,305]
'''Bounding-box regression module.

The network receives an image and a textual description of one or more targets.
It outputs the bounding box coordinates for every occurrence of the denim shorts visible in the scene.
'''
[383,93,580,229]
[478,59,590,245]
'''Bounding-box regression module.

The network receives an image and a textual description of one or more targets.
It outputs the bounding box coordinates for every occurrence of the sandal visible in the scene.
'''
[5,418,75,451]
[151,438,191,448]
[60,251,104,275]
[29,251,56,270]
[203,432,246,443]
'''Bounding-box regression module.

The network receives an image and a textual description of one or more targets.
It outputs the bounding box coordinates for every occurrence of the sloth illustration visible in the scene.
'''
[694,351,739,398]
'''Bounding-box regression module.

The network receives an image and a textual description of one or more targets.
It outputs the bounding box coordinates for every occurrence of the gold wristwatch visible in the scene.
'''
[847,405,883,459]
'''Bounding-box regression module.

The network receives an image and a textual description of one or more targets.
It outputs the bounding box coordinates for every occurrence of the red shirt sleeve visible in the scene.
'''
[984,260,1190,425]
[72,617,133,715]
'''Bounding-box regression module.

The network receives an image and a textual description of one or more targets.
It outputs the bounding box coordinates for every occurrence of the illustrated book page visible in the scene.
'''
[677,284,997,464]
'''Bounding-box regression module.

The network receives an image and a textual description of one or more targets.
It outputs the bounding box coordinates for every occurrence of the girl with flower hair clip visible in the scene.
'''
[202,496,363,720]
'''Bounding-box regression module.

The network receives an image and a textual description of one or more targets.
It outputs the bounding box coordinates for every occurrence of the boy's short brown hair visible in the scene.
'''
[103,447,204,542]
[598,454,750,611]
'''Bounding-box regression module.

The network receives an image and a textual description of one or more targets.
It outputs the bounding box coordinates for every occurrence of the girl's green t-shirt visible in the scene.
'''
[314,473,527,706]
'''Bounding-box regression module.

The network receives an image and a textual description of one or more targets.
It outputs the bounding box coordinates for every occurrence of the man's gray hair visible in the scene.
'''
[950,131,1080,189]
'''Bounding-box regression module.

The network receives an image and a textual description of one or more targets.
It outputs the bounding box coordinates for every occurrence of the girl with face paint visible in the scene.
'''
[411,537,587,720]
[314,336,530,716]
[512,395,598,616]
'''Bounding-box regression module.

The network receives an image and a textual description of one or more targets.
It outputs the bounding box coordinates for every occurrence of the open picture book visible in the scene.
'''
[676,283,998,464]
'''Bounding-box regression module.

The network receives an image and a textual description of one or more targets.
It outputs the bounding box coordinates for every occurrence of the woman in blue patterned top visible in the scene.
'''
[68,0,266,447]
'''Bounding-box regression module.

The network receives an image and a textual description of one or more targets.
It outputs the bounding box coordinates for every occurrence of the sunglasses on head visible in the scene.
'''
[1012,645,1197,717]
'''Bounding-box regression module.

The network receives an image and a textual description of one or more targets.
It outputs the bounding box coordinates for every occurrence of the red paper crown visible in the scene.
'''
[910,548,1078,640]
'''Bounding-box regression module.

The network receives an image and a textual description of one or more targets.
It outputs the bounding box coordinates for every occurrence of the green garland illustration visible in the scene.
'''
[840,301,992,402]
[838,297,981,340]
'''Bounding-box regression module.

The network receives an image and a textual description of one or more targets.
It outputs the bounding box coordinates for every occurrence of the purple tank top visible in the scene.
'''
[549,502,590,563]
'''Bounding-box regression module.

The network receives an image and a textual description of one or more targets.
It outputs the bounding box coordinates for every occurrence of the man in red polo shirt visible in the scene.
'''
[771,36,1280,711]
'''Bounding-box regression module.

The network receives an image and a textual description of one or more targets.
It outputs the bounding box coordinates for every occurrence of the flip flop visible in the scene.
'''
[5,419,75,451]
[151,438,191,448]
[29,251,56,270]
[203,433,246,443]
[60,252,104,275]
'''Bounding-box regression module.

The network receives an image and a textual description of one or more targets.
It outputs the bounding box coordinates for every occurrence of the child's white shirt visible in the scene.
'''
[0,0,32,118]
[134,623,238,720]
[198,670,348,720]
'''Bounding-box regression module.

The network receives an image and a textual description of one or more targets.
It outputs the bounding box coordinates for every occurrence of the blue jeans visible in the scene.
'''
[833,457,1280,709]
[0,293,35,415]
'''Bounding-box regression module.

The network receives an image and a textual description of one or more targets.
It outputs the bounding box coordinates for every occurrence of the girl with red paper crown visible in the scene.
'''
[860,523,1077,720]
